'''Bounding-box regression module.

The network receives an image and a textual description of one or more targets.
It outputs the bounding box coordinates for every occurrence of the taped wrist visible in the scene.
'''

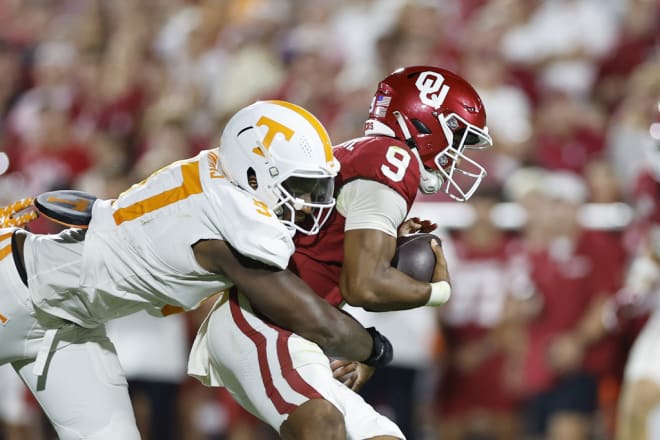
[362,327,393,368]
[427,281,451,306]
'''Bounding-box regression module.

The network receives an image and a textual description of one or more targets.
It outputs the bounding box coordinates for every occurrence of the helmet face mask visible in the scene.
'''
[431,112,492,201]
[218,100,339,235]
[273,172,336,235]
[365,66,492,201]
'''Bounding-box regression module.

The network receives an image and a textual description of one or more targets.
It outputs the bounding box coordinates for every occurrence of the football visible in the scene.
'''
[391,233,439,282]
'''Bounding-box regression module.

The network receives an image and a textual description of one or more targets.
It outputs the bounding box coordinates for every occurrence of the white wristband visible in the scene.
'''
[427,281,451,306]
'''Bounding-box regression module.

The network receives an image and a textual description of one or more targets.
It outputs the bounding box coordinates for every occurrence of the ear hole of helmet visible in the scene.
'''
[247,167,258,190]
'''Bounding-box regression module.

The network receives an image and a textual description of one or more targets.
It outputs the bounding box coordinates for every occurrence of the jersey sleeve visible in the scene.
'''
[204,181,295,270]
[336,179,408,237]
[334,137,420,210]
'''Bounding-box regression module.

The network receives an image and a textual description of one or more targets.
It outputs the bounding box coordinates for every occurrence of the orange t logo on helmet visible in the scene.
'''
[256,116,295,150]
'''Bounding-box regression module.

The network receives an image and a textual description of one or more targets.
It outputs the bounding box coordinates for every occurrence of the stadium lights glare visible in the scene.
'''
[0,152,8,176]
[650,122,660,140]
[410,201,634,230]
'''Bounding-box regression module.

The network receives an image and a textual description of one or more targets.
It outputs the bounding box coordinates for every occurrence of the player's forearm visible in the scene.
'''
[268,286,374,360]
[251,282,392,365]
[322,324,374,361]
[199,239,378,361]
[235,269,374,361]
[341,228,433,311]
[341,266,431,311]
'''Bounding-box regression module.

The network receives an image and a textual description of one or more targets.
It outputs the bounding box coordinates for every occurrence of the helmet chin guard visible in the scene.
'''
[410,148,443,194]
[271,172,336,235]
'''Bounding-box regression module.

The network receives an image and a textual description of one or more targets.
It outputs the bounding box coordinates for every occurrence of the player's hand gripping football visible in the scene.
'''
[397,216,437,236]
[330,359,375,392]
[430,239,450,284]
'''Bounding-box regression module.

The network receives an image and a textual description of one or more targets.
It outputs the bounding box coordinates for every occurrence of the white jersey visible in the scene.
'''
[24,149,294,327]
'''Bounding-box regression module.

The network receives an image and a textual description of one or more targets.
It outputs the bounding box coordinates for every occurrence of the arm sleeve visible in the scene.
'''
[336,179,408,237]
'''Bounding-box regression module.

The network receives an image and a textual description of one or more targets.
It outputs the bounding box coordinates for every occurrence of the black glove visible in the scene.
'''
[362,327,393,368]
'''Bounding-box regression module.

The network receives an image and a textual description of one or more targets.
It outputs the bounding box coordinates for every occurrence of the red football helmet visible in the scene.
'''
[365,66,492,201]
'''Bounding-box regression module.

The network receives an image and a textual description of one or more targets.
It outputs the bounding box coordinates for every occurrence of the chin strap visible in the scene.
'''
[393,111,444,195]
[412,148,443,195]
[292,197,305,210]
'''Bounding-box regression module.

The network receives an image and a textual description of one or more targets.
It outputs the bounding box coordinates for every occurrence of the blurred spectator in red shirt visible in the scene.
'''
[583,158,623,205]
[462,49,534,187]
[437,187,527,440]
[514,171,625,440]
[606,59,660,201]
[500,0,619,98]
[377,2,461,77]
[593,0,660,112]
[0,43,22,120]
[8,103,92,194]
[533,90,607,174]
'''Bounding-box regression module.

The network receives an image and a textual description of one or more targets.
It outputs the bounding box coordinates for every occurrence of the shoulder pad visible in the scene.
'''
[333,136,420,208]
[205,183,294,270]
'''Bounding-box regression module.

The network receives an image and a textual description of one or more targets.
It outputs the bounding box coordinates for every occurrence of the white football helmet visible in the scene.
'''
[218,100,340,235]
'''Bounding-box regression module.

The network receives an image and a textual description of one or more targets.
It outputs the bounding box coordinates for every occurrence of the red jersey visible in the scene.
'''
[634,171,660,225]
[522,229,625,394]
[439,233,523,415]
[291,136,421,306]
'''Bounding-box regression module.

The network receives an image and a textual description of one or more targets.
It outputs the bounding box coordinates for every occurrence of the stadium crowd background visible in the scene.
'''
[0,0,659,439]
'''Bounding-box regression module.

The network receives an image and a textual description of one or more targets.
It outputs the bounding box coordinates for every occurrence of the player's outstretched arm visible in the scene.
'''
[341,228,446,311]
[193,239,392,366]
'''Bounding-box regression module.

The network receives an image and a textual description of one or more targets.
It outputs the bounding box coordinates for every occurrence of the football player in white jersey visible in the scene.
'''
[616,150,660,440]
[189,66,492,439]
[0,100,392,439]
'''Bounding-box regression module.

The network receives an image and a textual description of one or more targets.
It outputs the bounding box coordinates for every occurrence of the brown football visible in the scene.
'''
[391,233,438,282]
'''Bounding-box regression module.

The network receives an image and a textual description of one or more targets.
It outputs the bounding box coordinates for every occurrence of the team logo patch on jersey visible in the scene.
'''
[374,95,391,117]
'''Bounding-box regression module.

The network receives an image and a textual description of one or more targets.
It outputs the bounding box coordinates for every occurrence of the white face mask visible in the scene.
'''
[431,113,491,201]
[394,111,491,201]
[271,173,336,235]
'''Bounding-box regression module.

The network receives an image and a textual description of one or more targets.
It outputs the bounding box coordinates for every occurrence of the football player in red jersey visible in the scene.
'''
[195,66,493,439]
[292,65,492,313]
[288,65,493,438]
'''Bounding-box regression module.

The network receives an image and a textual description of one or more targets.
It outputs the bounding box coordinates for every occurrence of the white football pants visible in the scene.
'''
[0,228,139,439]
[191,290,405,439]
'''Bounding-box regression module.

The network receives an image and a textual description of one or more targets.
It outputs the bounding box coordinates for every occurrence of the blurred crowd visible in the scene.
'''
[0,0,659,439]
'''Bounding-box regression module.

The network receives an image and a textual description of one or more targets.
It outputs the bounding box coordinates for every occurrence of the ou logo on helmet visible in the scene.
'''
[415,71,450,109]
